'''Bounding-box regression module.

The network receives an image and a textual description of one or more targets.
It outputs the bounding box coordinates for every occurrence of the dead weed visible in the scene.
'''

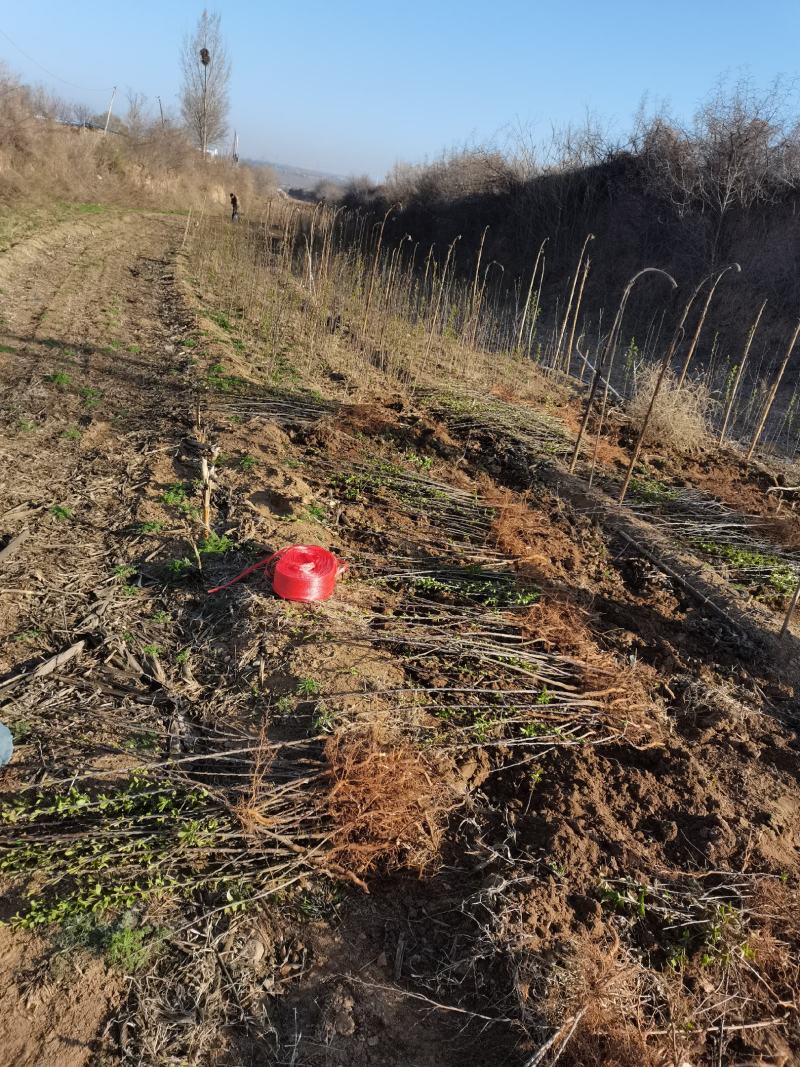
[323,726,459,879]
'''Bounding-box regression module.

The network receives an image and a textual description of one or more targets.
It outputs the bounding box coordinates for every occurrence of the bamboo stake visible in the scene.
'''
[553,233,594,371]
[563,254,591,376]
[618,276,709,504]
[719,299,768,445]
[425,236,461,362]
[515,237,548,353]
[362,204,396,336]
[569,267,676,474]
[780,576,800,637]
[746,318,800,461]
[675,263,741,388]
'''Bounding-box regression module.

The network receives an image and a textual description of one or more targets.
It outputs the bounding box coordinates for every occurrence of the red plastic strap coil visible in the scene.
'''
[208,544,347,602]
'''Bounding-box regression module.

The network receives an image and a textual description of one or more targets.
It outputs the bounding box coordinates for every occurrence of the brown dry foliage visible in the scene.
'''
[488,488,586,582]
[628,365,712,454]
[540,939,673,1067]
[521,599,653,722]
[323,727,458,878]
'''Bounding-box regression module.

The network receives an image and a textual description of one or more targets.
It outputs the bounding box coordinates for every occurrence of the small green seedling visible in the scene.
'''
[50,505,74,521]
[61,427,81,441]
[80,387,101,408]
[296,677,320,697]
[138,521,164,534]
[16,418,34,432]
[312,702,336,733]
[199,532,234,555]
[239,455,258,472]
[45,371,71,387]
[113,564,137,580]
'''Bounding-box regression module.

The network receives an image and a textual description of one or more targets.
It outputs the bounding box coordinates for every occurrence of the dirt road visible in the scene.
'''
[0,208,190,1066]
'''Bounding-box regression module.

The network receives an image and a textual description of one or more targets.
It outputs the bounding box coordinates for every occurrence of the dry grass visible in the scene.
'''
[535,938,668,1067]
[323,726,458,878]
[628,365,712,454]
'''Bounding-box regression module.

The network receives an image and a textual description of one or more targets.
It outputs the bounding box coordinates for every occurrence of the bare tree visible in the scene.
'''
[180,9,230,156]
[639,77,800,263]
[124,91,149,144]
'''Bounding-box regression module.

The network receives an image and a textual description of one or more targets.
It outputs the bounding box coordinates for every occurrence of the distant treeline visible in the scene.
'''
[339,78,800,366]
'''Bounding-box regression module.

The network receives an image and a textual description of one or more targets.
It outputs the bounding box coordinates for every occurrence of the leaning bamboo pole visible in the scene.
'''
[746,318,800,461]
[718,299,768,445]
[515,238,548,353]
[553,234,594,372]
[570,267,677,474]
[675,263,741,388]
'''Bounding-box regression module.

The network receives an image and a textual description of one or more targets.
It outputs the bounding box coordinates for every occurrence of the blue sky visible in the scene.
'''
[2,1,799,178]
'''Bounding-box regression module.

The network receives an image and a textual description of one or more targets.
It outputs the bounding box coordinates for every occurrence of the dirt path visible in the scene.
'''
[0,210,188,673]
[0,208,190,1066]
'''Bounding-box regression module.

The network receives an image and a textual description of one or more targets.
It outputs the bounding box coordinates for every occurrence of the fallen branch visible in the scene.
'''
[0,529,29,567]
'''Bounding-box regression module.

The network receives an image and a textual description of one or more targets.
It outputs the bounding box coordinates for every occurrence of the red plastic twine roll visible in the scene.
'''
[208,545,347,602]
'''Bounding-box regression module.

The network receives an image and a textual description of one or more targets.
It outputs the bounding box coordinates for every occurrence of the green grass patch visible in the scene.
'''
[45,371,71,388]
[628,475,679,506]
[695,540,797,598]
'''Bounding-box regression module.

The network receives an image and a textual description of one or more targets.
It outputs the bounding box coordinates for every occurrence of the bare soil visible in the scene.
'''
[0,210,799,1067]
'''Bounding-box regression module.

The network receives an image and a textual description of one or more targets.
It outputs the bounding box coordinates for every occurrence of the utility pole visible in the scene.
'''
[103,86,117,136]
[157,96,165,128]
[231,129,238,164]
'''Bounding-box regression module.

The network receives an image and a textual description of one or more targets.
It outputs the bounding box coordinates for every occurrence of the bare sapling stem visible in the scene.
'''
[472,261,504,351]
[719,299,768,445]
[554,233,594,371]
[570,267,676,474]
[746,318,800,461]
[180,207,194,250]
[515,238,548,353]
[618,275,711,503]
[526,254,547,358]
[468,226,489,337]
[425,235,461,362]
[676,263,741,388]
[362,204,396,337]
[200,445,220,539]
[588,336,620,487]
[563,254,591,376]
[780,575,800,638]
[304,236,316,296]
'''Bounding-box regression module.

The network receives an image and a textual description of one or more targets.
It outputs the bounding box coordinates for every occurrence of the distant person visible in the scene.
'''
[230,192,239,222]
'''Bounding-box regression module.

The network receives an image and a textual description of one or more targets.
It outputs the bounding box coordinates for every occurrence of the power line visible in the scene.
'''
[0,26,113,94]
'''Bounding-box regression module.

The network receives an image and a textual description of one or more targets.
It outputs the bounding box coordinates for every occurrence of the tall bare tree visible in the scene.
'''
[180,9,230,156]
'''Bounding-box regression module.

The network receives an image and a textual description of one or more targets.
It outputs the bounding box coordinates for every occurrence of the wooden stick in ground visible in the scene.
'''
[553,233,594,371]
[781,576,800,638]
[570,267,676,474]
[200,445,220,539]
[676,263,741,388]
[719,299,768,445]
[746,318,800,461]
[424,236,460,369]
[515,237,547,353]
[362,203,397,337]
[618,277,709,504]
[467,225,489,343]
[180,206,193,250]
[588,338,619,486]
[563,254,591,376]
